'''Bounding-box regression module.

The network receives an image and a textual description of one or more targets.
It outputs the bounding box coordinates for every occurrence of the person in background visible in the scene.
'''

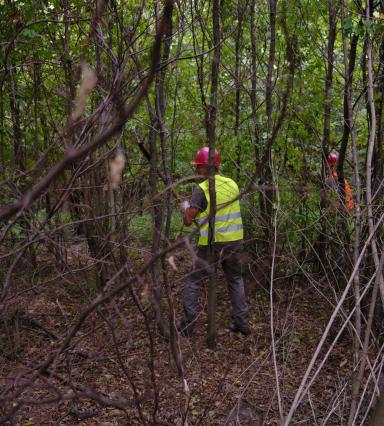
[176,147,251,337]
[325,151,355,211]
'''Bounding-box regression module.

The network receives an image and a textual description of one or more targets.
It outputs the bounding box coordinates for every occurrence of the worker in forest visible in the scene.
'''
[176,147,251,337]
[325,151,355,211]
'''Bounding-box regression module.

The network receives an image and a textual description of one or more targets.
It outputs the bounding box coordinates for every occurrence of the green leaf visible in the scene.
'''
[363,19,374,34]
[342,17,353,35]
[10,224,23,237]
[291,334,301,344]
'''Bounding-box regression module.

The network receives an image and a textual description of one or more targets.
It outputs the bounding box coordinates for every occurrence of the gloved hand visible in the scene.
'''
[179,200,190,213]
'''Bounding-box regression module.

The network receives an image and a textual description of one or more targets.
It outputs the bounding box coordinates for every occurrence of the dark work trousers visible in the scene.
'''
[183,241,249,327]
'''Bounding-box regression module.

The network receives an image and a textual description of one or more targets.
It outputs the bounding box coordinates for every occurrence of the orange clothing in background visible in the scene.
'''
[331,171,354,210]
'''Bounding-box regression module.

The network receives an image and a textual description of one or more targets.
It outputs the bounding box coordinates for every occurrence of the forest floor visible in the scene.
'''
[0,240,359,425]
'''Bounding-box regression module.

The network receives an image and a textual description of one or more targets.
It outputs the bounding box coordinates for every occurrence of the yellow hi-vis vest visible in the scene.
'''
[197,175,243,246]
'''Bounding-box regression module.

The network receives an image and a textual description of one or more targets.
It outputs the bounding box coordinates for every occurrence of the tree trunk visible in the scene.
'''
[148,0,174,337]
[250,0,260,166]
[365,2,384,305]
[373,33,384,200]
[9,68,23,172]
[259,0,277,248]
[206,0,221,349]
[317,0,338,268]
[235,0,244,181]
[341,2,362,422]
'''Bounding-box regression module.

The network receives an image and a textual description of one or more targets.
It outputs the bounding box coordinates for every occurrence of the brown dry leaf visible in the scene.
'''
[140,282,150,306]
[167,255,178,271]
[109,151,125,189]
[72,62,97,121]
[373,11,384,19]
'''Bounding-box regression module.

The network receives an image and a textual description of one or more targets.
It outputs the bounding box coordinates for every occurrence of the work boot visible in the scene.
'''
[228,322,251,336]
[176,319,193,338]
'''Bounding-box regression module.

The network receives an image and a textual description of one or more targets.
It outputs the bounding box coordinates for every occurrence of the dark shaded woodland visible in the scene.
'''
[1,0,384,424]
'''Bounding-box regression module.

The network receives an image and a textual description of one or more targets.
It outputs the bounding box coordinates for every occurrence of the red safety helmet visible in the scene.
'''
[327,152,338,166]
[192,147,221,166]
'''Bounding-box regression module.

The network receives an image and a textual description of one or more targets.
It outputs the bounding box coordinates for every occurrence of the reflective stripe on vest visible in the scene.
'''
[198,211,242,226]
[200,224,243,237]
[197,175,243,245]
